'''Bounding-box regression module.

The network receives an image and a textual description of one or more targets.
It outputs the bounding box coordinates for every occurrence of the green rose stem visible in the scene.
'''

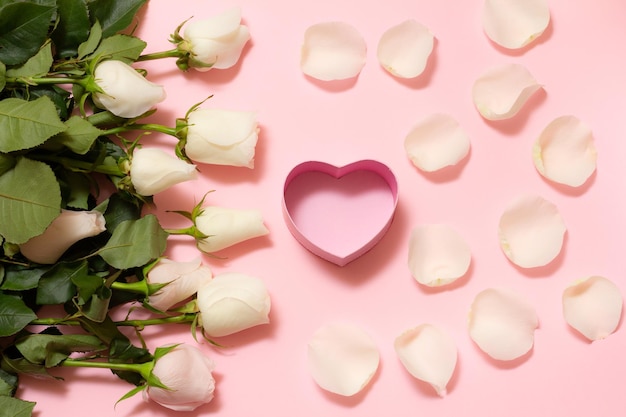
[136,49,182,62]
[61,357,153,380]
[5,76,86,86]
[30,313,197,328]
[35,155,124,176]
[100,123,178,138]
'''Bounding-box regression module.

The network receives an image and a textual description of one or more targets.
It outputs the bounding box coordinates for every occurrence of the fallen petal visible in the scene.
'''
[394,324,457,396]
[472,63,542,120]
[377,19,434,78]
[404,114,471,172]
[300,22,367,81]
[307,322,379,396]
[563,276,623,341]
[468,287,539,361]
[533,115,597,187]
[408,224,471,287]
[498,194,566,268]
[482,0,550,49]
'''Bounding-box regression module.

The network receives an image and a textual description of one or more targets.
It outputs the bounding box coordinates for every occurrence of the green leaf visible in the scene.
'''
[77,20,102,59]
[16,333,106,368]
[0,293,36,337]
[0,265,49,291]
[86,0,147,38]
[1,356,50,379]
[90,34,146,63]
[0,153,15,176]
[71,272,102,302]
[50,115,102,154]
[0,157,61,244]
[58,170,92,210]
[35,261,86,305]
[9,85,73,121]
[80,286,111,322]
[0,96,67,153]
[102,192,142,232]
[0,367,17,396]
[100,215,167,269]
[0,396,36,417]
[5,42,53,78]
[0,2,56,66]
[50,0,90,58]
[0,61,5,93]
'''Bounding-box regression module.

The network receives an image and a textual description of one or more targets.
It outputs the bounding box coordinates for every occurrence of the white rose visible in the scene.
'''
[93,60,166,118]
[146,258,212,311]
[194,206,268,253]
[181,8,250,71]
[185,108,259,168]
[197,272,271,337]
[19,209,106,264]
[144,344,216,411]
[130,147,197,196]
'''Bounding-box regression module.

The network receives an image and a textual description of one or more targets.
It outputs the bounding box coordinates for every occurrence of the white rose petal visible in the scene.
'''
[482,0,550,49]
[563,276,623,341]
[194,206,268,253]
[197,272,271,337]
[533,116,597,187]
[19,209,106,264]
[408,224,471,287]
[498,194,566,268]
[394,324,457,396]
[307,322,379,396]
[404,114,471,172]
[144,344,216,411]
[469,287,539,361]
[472,63,542,121]
[182,8,250,70]
[147,258,212,311]
[377,19,434,79]
[185,108,259,168]
[93,60,166,118]
[130,147,197,196]
[300,21,367,81]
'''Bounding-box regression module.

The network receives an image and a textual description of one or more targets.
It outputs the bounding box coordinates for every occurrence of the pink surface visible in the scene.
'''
[21,1,626,416]
[283,160,398,265]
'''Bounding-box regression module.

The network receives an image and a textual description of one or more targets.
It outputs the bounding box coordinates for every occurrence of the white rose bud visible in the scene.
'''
[144,344,216,411]
[197,272,271,337]
[182,8,250,71]
[19,209,106,264]
[93,60,166,118]
[147,258,212,311]
[130,147,197,196]
[194,206,268,253]
[185,108,259,168]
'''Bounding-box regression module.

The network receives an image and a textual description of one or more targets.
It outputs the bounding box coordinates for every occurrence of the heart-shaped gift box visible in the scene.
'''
[282,160,398,266]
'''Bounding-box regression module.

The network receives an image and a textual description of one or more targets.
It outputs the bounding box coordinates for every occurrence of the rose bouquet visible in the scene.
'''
[0,1,270,415]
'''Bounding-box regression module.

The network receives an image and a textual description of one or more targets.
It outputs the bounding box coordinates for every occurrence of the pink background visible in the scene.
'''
[21,1,626,416]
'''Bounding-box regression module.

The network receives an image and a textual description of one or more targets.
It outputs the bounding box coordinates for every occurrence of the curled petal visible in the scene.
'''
[394,324,457,396]
[563,276,623,341]
[472,63,542,120]
[307,322,379,396]
[377,19,434,78]
[19,209,106,264]
[533,116,597,187]
[498,194,566,268]
[482,0,550,49]
[300,22,366,81]
[468,287,539,361]
[404,114,471,172]
[408,224,471,287]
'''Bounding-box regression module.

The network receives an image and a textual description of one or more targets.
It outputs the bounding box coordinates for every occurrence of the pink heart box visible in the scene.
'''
[282,160,399,266]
